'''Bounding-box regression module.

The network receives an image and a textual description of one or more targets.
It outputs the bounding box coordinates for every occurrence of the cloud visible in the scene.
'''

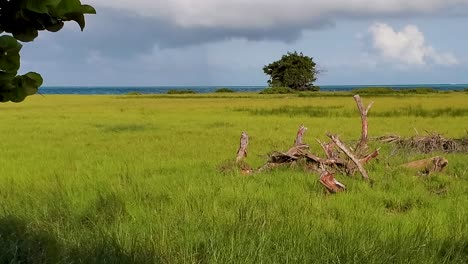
[42,1,468,59]
[368,23,458,66]
[91,0,468,29]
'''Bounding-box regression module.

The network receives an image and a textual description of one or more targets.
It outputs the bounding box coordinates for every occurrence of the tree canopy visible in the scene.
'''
[0,0,95,103]
[263,51,319,91]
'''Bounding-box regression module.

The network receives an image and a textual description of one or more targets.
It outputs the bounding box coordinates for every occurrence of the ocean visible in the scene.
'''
[38,84,468,95]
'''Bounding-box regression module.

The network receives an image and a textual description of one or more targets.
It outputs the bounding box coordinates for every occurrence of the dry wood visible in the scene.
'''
[294,124,308,146]
[319,171,346,193]
[316,139,336,159]
[354,95,374,154]
[236,132,249,163]
[328,134,370,180]
[380,133,468,154]
[360,149,380,164]
[229,94,385,193]
[401,156,448,175]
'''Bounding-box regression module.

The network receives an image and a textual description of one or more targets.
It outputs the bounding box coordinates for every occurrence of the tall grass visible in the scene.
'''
[0,93,467,263]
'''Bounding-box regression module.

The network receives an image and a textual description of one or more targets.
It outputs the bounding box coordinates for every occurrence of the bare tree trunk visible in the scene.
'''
[236,132,249,163]
[354,95,374,154]
[294,124,308,146]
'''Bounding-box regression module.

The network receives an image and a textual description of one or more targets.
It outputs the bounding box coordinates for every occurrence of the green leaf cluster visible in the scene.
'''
[263,51,319,91]
[0,0,95,103]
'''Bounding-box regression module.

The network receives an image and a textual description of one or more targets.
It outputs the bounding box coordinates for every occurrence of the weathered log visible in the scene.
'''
[354,95,374,154]
[328,134,370,180]
[319,170,346,193]
[401,156,448,175]
[236,132,249,163]
[294,124,308,146]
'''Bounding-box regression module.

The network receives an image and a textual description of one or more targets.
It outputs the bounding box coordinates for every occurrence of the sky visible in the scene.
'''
[19,0,468,86]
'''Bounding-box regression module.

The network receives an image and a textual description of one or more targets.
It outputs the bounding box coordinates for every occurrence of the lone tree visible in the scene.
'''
[263,51,319,91]
[0,0,95,103]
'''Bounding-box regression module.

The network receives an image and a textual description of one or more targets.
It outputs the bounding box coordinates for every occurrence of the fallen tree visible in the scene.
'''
[228,95,451,193]
[234,95,380,193]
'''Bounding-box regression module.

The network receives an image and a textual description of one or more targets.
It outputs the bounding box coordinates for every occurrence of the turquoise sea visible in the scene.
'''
[39,84,468,95]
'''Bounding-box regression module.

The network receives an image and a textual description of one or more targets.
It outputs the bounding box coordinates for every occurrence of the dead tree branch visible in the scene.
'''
[294,124,308,146]
[236,132,249,163]
[319,170,346,193]
[354,95,374,154]
[328,134,370,180]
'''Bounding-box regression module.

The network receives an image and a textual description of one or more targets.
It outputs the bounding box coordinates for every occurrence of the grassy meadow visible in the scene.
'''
[0,92,467,263]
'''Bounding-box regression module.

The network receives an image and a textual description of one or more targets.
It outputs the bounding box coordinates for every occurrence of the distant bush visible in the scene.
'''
[260,87,296,94]
[400,88,438,94]
[215,88,235,93]
[126,91,142,95]
[167,89,196,94]
[307,85,320,92]
[352,87,395,94]
[352,87,439,95]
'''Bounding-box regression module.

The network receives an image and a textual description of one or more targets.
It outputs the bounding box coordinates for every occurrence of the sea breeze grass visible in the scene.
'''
[0,93,467,263]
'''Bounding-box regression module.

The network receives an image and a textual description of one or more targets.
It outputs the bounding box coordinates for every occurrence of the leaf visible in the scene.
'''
[0,35,23,53]
[80,4,96,14]
[13,27,39,42]
[46,21,64,32]
[65,12,86,31]
[8,72,43,102]
[0,36,22,75]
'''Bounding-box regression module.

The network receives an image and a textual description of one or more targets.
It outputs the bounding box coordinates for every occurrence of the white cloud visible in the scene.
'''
[90,0,468,28]
[368,23,458,66]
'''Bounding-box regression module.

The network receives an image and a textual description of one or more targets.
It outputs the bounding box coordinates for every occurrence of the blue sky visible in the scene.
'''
[19,0,468,86]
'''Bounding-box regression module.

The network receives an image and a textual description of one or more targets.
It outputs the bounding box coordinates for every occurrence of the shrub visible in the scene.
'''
[167,89,196,94]
[400,88,438,94]
[352,87,394,94]
[260,87,296,94]
[352,87,439,95]
[215,88,235,93]
[126,91,142,95]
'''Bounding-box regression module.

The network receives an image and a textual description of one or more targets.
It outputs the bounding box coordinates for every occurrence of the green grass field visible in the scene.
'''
[1,93,467,263]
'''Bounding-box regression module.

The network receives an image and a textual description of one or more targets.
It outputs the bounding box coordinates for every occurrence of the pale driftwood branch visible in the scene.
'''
[319,170,346,193]
[316,139,336,159]
[360,148,380,164]
[236,132,249,163]
[401,156,448,175]
[328,134,370,180]
[294,124,308,146]
[354,95,374,154]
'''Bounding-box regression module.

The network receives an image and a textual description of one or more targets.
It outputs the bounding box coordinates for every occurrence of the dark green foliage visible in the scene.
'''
[260,87,296,94]
[215,87,235,93]
[167,89,197,94]
[352,87,439,95]
[263,51,319,91]
[0,0,95,103]
[126,91,142,95]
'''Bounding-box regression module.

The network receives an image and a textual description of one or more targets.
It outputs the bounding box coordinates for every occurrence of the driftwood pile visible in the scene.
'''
[231,95,451,193]
[379,133,468,154]
[235,95,380,193]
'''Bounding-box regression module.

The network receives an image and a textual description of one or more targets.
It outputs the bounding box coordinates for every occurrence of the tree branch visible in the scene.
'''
[236,132,249,163]
[294,124,308,146]
[354,95,374,154]
[328,134,370,180]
